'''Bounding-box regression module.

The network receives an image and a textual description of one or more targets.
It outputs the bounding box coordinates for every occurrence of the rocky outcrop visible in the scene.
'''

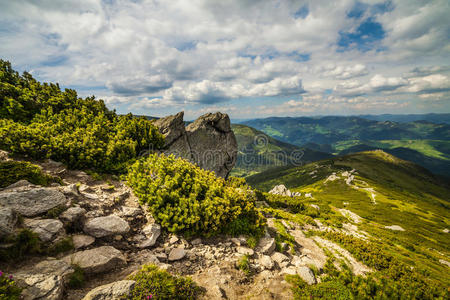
[15,274,64,300]
[269,184,301,197]
[153,111,237,178]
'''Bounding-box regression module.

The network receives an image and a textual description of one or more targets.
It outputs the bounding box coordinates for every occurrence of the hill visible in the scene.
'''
[246,150,450,287]
[357,113,450,124]
[231,124,333,177]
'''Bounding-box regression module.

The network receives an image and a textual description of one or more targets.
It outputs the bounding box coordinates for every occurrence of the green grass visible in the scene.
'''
[0,160,61,188]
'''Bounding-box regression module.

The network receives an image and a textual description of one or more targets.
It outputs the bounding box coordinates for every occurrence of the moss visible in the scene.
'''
[0,160,60,188]
[126,264,202,299]
[68,265,85,289]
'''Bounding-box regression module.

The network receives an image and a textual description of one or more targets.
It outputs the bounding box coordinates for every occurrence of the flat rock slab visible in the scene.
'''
[24,218,64,242]
[0,207,17,237]
[63,246,126,274]
[0,188,66,217]
[83,215,130,238]
[168,248,186,261]
[72,234,95,249]
[15,274,64,300]
[82,280,136,300]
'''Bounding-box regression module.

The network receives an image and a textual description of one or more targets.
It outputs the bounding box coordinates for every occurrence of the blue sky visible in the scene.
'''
[0,0,449,120]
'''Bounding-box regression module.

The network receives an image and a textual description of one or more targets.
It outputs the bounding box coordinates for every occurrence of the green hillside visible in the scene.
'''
[231,124,333,177]
[247,150,450,287]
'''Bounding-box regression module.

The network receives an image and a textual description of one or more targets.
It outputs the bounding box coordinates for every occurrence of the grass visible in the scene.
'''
[237,255,251,276]
[0,160,61,188]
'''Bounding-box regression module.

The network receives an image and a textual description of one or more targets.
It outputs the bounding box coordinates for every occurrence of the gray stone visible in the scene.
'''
[83,215,130,238]
[61,184,79,196]
[0,187,67,217]
[271,252,289,266]
[63,246,126,274]
[120,206,142,217]
[138,223,161,248]
[24,219,64,242]
[72,234,95,249]
[0,207,17,237]
[168,248,186,261]
[237,247,254,256]
[31,259,74,283]
[82,280,136,300]
[259,255,274,270]
[257,237,276,255]
[280,266,297,275]
[169,235,179,244]
[269,185,291,197]
[154,112,238,178]
[4,179,34,190]
[191,238,202,245]
[16,274,64,300]
[297,266,317,285]
[59,207,86,223]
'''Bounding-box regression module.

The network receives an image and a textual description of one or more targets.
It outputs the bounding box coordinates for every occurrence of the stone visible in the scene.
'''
[83,215,130,238]
[82,280,136,300]
[310,204,320,211]
[72,234,95,249]
[169,235,179,244]
[257,237,276,255]
[61,184,79,196]
[0,187,66,217]
[15,274,64,300]
[59,206,86,223]
[154,112,238,178]
[339,209,362,224]
[443,228,449,233]
[63,246,126,274]
[0,207,17,237]
[191,238,202,245]
[269,184,292,197]
[168,248,186,261]
[138,223,161,248]
[24,219,64,242]
[4,179,34,190]
[120,206,142,217]
[271,252,289,266]
[384,225,405,231]
[297,266,316,285]
[259,255,274,270]
[280,266,297,275]
[31,259,74,283]
[237,247,254,256]
[230,238,241,246]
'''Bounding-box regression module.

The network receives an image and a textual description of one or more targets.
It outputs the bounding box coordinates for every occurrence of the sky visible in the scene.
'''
[1,0,449,120]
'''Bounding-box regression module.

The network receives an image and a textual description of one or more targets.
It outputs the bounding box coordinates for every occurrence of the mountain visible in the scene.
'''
[357,113,450,124]
[246,150,450,288]
[231,124,333,177]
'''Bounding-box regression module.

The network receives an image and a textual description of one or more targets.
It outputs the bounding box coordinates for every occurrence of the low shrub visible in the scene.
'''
[67,265,85,289]
[0,160,59,188]
[0,271,22,300]
[236,255,251,276]
[126,154,265,236]
[126,264,202,300]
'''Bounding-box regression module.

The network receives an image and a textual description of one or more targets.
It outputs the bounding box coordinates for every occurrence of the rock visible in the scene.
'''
[297,266,316,285]
[257,237,276,255]
[384,225,405,231]
[310,204,320,211]
[339,209,362,224]
[168,248,186,261]
[82,280,136,300]
[0,187,67,217]
[120,206,142,217]
[271,252,289,266]
[59,206,86,223]
[280,266,297,275]
[83,215,130,238]
[439,259,450,267]
[72,234,95,249]
[24,219,64,242]
[138,223,161,248]
[61,184,79,197]
[443,228,449,233]
[269,184,291,197]
[237,247,254,256]
[230,238,241,246]
[4,179,34,190]
[154,112,237,178]
[0,207,17,237]
[259,255,274,270]
[63,246,126,274]
[0,150,9,161]
[31,259,74,283]
[169,235,179,244]
[191,238,202,245]
[16,274,64,300]
[304,193,312,198]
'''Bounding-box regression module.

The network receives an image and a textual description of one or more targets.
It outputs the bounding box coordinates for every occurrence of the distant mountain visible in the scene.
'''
[231,124,333,177]
[357,113,450,124]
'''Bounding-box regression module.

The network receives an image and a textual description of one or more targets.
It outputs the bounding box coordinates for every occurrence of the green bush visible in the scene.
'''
[68,265,85,289]
[263,193,305,213]
[126,264,202,300]
[0,271,22,300]
[0,59,164,173]
[236,255,251,276]
[126,153,265,236]
[0,229,41,261]
[0,160,59,188]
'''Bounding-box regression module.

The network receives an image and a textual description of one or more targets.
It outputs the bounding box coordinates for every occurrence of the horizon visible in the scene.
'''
[1,0,449,120]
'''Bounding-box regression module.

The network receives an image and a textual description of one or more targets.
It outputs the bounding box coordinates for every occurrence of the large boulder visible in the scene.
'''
[82,280,136,300]
[153,112,237,178]
[83,215,130,238]
[0,188,67,217]
[63,246,126,274]
[15,274,64,300]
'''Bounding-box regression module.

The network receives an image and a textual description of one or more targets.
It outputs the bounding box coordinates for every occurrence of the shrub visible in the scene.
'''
[0,271,22,300]
[0,60,164,174]
[68,265,85,289]
[126,264,202,300]
[0,160,59,188]
[0,229,41,261]
[236,255,251,276]
[126,154,265,236]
